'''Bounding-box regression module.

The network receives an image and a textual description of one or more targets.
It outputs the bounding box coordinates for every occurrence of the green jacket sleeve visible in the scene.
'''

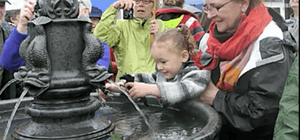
[273,55,299,140]
[93,5,121,48]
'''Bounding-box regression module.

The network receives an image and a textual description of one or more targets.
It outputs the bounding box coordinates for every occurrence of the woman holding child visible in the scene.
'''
[193,0,297,139]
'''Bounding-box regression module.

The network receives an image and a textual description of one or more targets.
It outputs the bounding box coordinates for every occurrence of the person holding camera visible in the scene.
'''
[155,0,204,46]
[93,0,167,81]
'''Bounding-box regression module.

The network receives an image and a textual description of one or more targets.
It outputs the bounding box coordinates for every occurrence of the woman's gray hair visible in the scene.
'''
[5,10,20,23]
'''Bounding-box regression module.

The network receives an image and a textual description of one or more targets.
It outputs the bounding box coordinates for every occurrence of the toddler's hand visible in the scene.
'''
[125,82,159,99]
[98,88,110,102]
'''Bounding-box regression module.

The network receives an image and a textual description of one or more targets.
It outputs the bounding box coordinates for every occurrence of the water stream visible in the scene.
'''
[0,79,18,96]
[2,88,29,140]
[107,79,156,136]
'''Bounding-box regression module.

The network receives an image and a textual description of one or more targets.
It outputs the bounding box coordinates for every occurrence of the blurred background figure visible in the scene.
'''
[78,0,92,16]
[89,6,102,33]
[0,0,16,100]
[182,3,202,18]
[272,52,299,140]
[5,0,25,26]
[77,0,110,70]
[272,1,298,139]
[108,46,117,82]
[286,0,299,50]
[198,10,211,33]
[155,0,204,46]
[94,0,166,82]
[89,6,117,81]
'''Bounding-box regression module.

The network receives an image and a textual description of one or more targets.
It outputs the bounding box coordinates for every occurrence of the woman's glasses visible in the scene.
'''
[133,0,154,4]
[202,0,232,14]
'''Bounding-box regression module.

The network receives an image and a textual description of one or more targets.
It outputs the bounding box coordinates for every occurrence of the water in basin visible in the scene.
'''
[0,95,206,140]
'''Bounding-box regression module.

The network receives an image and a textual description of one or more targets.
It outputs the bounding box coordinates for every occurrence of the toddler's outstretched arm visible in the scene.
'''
[125,82,160,99]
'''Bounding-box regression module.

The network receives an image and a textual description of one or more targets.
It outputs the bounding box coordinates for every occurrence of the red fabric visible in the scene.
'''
[155,7,204,43]
[155,8,198,19]
[193,31,205,43]
[193,3,272,70]
[109,48,117,73]
[109,48,117,82]
[178,14,203,43]
[179,14,193,24]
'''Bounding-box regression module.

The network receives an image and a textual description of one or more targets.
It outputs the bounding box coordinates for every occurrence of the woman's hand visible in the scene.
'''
[198,80,219,105]
[149,19,160,34]
[18,0,36,34]
[125,82,160,99]
[112,0,135,10]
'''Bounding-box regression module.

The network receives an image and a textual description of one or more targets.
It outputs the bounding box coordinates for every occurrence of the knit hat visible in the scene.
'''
[0,0,10,4]
[89,6,102,18]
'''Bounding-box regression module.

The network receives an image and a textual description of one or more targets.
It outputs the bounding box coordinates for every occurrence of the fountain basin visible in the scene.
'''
[0,93,221,140]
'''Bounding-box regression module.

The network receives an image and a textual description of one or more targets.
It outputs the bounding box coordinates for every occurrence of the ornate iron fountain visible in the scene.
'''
[11,0,114,139]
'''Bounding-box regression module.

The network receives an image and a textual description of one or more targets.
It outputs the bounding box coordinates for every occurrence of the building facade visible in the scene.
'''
[264,0,294,19]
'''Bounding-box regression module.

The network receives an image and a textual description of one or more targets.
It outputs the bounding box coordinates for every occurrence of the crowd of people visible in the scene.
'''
[0,0,298,139]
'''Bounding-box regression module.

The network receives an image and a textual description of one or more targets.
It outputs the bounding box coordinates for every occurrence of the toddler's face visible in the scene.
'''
[151,40,185,80]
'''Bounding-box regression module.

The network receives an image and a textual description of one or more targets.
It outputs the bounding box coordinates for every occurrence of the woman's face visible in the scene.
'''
[204,0,248,33]
[90,17,100,33]
[133,1,154,19]
[290,0,298,9]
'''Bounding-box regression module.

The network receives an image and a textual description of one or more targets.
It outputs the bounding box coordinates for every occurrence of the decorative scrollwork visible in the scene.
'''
[36,0,79,19]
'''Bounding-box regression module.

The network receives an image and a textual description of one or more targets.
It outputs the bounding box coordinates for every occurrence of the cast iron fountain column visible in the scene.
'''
[11,0,114,139]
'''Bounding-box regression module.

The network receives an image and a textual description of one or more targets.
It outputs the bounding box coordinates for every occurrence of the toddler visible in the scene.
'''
[100,24,210,107]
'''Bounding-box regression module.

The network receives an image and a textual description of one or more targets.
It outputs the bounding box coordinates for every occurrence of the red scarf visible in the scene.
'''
[193,3,272,91]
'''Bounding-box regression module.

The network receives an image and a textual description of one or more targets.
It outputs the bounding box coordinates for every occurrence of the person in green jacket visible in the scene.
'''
[93,0,166,81]
[273,55,298,140]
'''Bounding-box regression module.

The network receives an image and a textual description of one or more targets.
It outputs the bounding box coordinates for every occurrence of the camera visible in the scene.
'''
[123,8,134,19]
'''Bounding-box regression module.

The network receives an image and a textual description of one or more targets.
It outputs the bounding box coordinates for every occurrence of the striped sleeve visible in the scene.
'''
[179,15,204,46]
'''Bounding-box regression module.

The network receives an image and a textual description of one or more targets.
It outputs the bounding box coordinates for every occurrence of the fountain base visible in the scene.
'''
[12,115,114,140]
[0,93,221,140]
[11,96,115,140]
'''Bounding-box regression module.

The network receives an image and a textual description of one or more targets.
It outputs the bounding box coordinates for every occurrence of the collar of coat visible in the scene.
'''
[155,6,198,19]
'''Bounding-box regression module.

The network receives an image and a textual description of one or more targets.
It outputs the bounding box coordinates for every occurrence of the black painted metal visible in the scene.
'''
[179,101,222,140]
[11,0,114,139]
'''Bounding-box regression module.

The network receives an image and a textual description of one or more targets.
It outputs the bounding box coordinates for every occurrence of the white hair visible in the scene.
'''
[78,0,92,13]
